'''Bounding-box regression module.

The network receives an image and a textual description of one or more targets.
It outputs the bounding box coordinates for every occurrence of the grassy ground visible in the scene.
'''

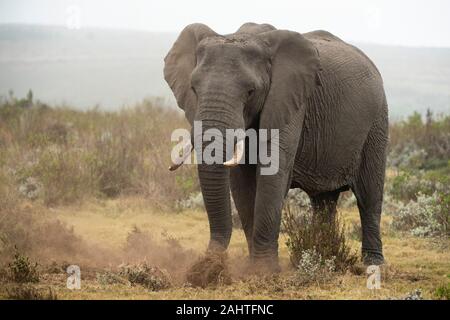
[1,197,447,300]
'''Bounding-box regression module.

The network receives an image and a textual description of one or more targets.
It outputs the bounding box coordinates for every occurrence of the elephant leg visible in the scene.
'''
[309,191,340,223]
[252,169,289,272]
[230,165,257,256]
[251,104,305,272]
[351,118,387,266]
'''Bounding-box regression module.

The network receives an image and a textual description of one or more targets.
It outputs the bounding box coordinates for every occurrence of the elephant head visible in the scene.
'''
[164,22,321,252]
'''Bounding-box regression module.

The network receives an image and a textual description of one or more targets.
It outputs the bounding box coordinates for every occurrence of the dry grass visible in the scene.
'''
[186,251,232,288]
[0,98,198,208]
[1,99,449,300]
[1,198,448,300]
[5,285,58,300]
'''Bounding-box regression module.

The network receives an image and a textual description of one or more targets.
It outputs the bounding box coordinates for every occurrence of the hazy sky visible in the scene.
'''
[1,0,449,47]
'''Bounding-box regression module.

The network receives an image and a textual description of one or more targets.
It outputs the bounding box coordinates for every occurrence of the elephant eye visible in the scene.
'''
[248,89,255,98]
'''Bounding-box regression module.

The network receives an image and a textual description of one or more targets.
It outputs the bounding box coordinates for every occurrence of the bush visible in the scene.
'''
[285,189,311,209]
[388,110,450,171]
[282,203,357,272]
[388,170,447,202]
[434,283,450,300]
[388,142,428,170]
[0,95,199,208]
[96,271,127,285]
[7,251,40,283]
[382,193,405,216]
[391,192,449,237]
[118,263,171,291]
[293,248,336,285]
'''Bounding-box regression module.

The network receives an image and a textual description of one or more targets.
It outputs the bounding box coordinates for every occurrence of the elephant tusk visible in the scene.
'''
[223,139,244,167]
[169,141,192,171]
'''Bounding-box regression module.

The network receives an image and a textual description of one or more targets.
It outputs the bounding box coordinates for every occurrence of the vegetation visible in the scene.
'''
[292,248,336,285]
[118,263,171,291]
[0,92,198,207]
[434,283,450,300]
[7,250,40,283]
[0,95,449,299]
[5,285,57,300]
[386,110,450,238]
[282,202,357,272]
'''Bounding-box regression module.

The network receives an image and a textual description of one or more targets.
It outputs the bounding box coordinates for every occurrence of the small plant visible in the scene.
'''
[434,283,450,300]
[294,249,336,284]
[293,248,336,285]
[5,285,57,300]
[7,250,39,283]
[118,263,171,291]
[96,271,127,285]
[283,203,357,272]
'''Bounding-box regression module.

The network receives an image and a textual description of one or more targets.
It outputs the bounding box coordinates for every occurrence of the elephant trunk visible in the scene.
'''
[194,99,244,251]
[197,161,232,251]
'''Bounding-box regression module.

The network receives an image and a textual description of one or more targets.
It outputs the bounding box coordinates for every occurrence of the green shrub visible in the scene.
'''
[389,172,433,201]
[389,110,450,171]
[388,166,449,202]
[7,251,40,283]
[282,203,357,272]
[391,192,449,237]
[434,283,450,300]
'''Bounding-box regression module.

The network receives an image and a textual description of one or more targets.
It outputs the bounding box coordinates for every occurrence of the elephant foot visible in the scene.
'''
[250,256,281,275]
[362,251,384,266]
[186,250,232,288]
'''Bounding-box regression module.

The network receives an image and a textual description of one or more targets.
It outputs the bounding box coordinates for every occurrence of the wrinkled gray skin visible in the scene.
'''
[164,23,388,271]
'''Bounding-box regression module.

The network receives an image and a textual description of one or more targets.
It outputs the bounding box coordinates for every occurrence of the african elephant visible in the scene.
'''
[164,22,388,271]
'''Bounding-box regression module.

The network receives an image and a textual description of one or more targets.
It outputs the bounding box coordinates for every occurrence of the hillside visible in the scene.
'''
[1,24,449,118]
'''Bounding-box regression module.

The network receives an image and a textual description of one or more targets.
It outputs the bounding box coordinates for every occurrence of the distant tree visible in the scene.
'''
[26,89,33,104]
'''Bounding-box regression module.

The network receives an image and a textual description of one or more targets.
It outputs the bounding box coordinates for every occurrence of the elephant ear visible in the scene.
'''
[257,30,321,138]
[164,24,218,125]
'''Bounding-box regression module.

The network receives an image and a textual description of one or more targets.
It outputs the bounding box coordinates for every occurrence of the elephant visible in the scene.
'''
[164,22,388,272]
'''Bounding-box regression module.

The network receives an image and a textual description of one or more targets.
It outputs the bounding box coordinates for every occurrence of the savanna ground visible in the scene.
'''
[0,92,449,300]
